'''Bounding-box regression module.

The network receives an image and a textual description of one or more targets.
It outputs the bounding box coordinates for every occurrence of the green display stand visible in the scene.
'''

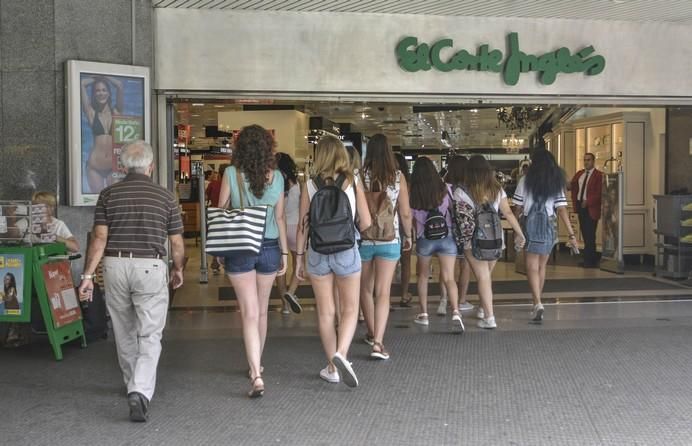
[0,243,86,360]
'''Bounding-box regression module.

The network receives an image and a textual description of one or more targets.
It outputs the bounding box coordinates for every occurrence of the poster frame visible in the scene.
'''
[66,60,150,206]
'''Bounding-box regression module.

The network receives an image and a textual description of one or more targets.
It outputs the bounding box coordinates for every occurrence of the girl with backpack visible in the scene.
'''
[275,152,303,315]
[217,125,289,398]
[512,150,578,322]
[359,134,413,360]
[409,157,464,332]
[443,156,474,314]
[294,135,371,387]
[394,152,414,308]
[454,155,525,329]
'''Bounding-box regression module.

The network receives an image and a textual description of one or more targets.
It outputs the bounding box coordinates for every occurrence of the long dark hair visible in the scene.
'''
[445,155,467,186]
[363,134,397,190]
[394,153,410,184]
[4,273,17,293]
[464,155,501,205]
[233,125,277,198]
[410,157,446,210]
[276,152,298,192]
[90,77,113,112]
[524,149,566,204]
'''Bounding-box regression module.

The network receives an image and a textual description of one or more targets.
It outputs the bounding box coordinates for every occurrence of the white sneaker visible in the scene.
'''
[332,352,358,388]
[477,316,497,329]
[459,302,474,312]
[414,313,429,326]
[531,304,545,322]
[320,366,340,383]
[437,298,448,316]
[451,312,465,333]
[476,307,485,320]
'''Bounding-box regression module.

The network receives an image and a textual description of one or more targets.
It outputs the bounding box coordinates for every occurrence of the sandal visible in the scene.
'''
[248,376,265,398]
[399,294,413,308]
[413,313,429,326]
[370,341,390,360]
[247,366,264,379]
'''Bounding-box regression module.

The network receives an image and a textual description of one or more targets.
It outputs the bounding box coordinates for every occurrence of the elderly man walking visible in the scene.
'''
[78,140,185,422]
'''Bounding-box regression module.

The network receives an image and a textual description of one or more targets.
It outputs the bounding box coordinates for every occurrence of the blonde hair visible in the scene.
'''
[312,135,353,184]
[32,191,57,214]
[464,155,502,205]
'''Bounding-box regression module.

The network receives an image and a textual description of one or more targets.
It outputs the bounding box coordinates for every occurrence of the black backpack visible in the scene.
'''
[471,202,503,261]
[308,175,356,254]
[424,207,449,240]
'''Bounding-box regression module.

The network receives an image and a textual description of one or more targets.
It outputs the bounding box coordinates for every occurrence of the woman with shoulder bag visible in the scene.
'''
[217,125,289,398]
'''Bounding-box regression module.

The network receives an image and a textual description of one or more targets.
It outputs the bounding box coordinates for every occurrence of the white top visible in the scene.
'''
[18,217,73,244]
[285,183,300,225]
[512,176,567,217]
[453,187,507,213]
[360,170,401,246]
[307,175,358,220]
[577,168,595,201]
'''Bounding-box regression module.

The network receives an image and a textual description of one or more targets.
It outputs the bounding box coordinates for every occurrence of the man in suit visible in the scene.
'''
[570,153,603,268]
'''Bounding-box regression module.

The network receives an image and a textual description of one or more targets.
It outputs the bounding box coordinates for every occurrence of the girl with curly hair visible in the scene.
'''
[218,124,289,398]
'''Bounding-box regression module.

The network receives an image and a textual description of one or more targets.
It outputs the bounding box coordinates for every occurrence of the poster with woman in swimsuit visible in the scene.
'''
[67,61,150,206]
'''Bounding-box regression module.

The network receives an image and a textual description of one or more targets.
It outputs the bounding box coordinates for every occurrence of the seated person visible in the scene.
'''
[30,192,80,253]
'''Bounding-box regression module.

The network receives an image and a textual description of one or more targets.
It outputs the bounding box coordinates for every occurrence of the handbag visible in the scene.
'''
[205,169,268,256]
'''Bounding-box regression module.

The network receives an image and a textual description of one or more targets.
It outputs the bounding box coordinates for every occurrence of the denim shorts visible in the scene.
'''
[307,244,361,277]
[416,232,458,257]
[359,242,401,262]
[224,239,281,275]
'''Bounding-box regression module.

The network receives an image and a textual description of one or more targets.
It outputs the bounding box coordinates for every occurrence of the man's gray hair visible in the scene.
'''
[120,140,154,174]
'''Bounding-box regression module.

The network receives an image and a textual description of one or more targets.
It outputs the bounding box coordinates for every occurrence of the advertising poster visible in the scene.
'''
[0,254,25,317]
[80,73,145,194]
[41,261,81,329]
[67,61,150,206]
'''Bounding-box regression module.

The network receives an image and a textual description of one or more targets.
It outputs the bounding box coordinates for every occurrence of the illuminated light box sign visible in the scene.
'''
[396,32,606,85]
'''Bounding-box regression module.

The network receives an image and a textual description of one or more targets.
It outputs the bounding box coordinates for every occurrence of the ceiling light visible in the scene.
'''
[192,103,205,107]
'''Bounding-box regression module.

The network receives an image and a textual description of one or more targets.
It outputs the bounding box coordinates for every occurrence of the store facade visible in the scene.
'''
[154,8,692,260]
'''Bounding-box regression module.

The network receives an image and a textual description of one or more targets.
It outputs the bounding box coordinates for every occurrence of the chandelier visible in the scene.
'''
[496,106,544,132]
[502,134,525,153]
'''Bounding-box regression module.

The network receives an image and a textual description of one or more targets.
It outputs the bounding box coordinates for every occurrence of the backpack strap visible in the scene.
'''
[334,174,346,189]
[314,175,325,190]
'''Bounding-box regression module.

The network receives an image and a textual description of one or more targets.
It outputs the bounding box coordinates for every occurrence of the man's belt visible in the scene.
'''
[104,250,162,259]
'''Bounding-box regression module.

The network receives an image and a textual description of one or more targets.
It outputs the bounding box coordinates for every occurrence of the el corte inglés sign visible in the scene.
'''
[396,32,606,85]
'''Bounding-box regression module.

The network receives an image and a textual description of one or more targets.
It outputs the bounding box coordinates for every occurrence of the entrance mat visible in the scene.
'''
[218,277,688,300]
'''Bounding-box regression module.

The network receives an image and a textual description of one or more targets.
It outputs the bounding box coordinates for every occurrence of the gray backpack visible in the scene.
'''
[471,202,503,261]
[524,201,554,245]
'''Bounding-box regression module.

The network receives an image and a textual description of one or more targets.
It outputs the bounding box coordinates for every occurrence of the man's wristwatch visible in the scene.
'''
[80,273,95,280]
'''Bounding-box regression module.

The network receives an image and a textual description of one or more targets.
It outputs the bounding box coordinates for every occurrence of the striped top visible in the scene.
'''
[512,176,567,217]
[93,173,184,256]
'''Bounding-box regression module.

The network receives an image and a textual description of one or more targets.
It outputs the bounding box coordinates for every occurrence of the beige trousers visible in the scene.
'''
[102,257,169,401]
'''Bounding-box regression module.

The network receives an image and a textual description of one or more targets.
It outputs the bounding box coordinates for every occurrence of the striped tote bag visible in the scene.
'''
[205,171,268,256]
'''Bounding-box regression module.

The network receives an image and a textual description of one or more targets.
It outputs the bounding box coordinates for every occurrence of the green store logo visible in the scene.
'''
[396,32,606,85]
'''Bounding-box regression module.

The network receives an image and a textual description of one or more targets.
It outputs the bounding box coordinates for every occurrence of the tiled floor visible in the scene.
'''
[2,300,692,445]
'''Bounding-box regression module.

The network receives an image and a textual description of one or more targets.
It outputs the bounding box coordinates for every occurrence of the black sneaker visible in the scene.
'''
[128,392,149,422]
[282,292,302,314]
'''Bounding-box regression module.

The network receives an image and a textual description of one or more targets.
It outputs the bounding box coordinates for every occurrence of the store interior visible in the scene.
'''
[169,99,676,309]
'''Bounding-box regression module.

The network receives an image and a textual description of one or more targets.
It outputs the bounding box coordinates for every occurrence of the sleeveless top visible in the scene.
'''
[225,166,284,239]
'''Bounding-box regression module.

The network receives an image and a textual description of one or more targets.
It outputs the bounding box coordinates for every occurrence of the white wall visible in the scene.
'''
[217,110,309,159]
[155,9,692,102]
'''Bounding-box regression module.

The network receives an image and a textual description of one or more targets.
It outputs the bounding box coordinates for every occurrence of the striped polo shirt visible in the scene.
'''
[94,173,184,257]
